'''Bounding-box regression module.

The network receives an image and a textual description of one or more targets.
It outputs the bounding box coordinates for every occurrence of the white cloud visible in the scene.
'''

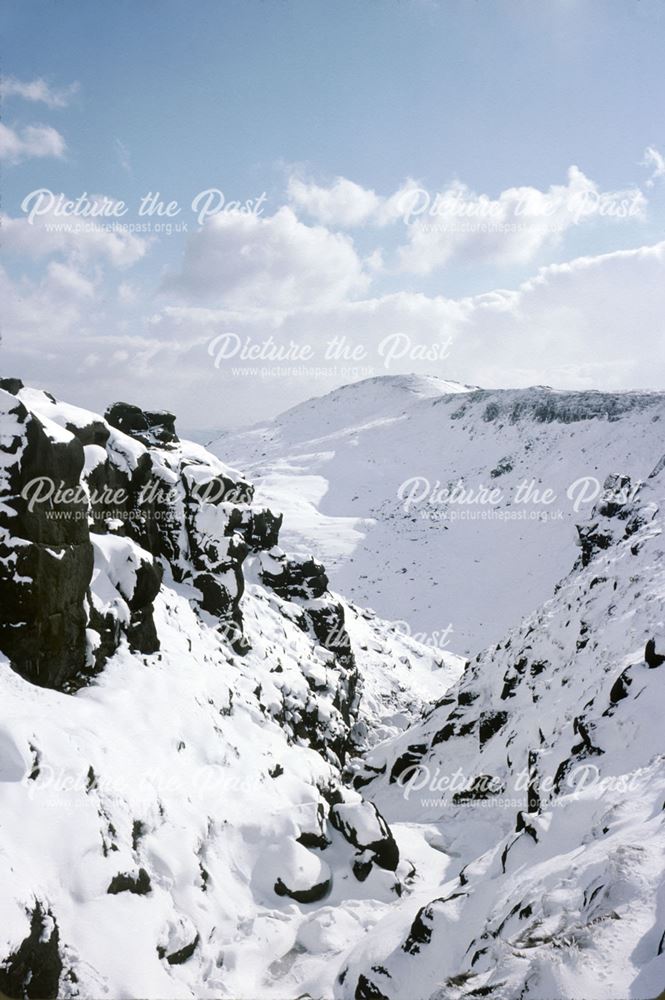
[287,174,423,228]
[0,76,79,108]
[1,208,148,269]
[0,122,66,163]
[288,175,381,227]
[396,166,647,275]
[0,264,95,349]
[286,168,647,276]
[164,206,370,309]
[641,146,665,187]
[2,169,663,429]
[455,240,665,387]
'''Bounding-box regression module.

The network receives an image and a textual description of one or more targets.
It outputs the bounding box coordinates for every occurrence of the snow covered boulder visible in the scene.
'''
[89,535,162,664]
[330,800,399,872]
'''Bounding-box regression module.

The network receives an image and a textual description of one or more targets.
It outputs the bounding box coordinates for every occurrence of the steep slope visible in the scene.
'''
[214,378,665,655]
[339,463,665,1000]
[0,379,463,999]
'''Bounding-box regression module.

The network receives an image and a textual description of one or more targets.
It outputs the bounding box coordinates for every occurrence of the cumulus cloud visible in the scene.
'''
[0,75,79,108]
[288,175,381,227]
[396,167,647,274]
[164,206,370,309]
[1,206,149,269]
[287,174,423,228]
[0,122,66,163]
[2,165,663,428]
[286,167,647,275]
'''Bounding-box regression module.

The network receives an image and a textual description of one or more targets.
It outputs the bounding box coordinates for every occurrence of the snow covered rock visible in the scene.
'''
[330,800,400,872]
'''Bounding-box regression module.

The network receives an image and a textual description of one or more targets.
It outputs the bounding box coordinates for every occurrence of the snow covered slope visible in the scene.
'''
[339,464,665,1000]
[0,379,463,999]
[214,376,665,656]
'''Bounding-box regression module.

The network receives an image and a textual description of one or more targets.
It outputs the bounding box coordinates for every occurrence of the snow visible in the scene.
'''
[2,377,665,999]
[215,380,665,656]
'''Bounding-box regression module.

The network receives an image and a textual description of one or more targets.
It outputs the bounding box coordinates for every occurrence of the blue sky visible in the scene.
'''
[2,0,665,428]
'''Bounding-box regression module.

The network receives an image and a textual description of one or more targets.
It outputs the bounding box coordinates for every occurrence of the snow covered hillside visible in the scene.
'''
[2,376,665,1000]
[0,378,462,999]
[341,457,665,1000]
[213,375,665,655]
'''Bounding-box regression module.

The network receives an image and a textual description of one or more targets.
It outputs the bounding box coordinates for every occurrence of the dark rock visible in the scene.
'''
[262,554,329,600]
[274,875,331,904]
[490,457,513,478]
[355,974,390,1000]
[389,744,427,784]
[107,868,152,895]
[645,638,665,668]
[330,802,399,871]
[479,711,508,748]
[0,378,24,395]
[126,606,160,655]
[297,830,331,850]
[576,523,614,567]
[65,419,110,448]
[193,572,235,618]
[105,402,179,447]
[607,668,632,708]
[458,689,479,706]
[352,856,373,881]
[453,775,505,804]
[0,903,62,999]
[158,934,200,966]
[0,397,93,688]
[403,903,434,954]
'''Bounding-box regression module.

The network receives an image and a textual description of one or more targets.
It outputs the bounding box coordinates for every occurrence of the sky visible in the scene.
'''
[1,0,665,431]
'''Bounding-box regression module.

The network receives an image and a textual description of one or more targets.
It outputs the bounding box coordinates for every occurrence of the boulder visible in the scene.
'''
[331,801,399,871]
[105,402,179,447]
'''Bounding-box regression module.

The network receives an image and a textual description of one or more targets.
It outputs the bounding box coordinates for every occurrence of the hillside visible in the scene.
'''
[214,376,665,654]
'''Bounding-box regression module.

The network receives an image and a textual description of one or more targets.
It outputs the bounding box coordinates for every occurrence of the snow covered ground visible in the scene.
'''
[214,375,665,656]
[1,377,665,999]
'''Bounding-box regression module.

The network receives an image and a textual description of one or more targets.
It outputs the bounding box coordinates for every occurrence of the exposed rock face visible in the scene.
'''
[575,473,641,568]
[0,389,286,687]
[105,401,179,448]
[260,554,329,599]
[0,390,92,687]
[0,385,367,746]
[0,903,63,999]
